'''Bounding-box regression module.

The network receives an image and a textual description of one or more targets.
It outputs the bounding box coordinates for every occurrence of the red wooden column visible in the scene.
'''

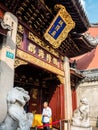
[49,84,65,128]
[64,57,72,121]
[71,87,77,112]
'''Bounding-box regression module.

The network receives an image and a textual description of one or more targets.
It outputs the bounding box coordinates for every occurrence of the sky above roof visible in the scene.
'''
[79,0,98,24]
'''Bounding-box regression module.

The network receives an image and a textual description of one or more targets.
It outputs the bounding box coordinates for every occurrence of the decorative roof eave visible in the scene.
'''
[58,32,97,58]
[91,23,98,26]
[81,68,98,83]
[0,1,93,58]
[70,68,84,79]
[82,33,98,46]
[71,31,98,48]
[81,76,98,83]
[0,0,54,36]
[71,0,90,30]
[77,37,96,51]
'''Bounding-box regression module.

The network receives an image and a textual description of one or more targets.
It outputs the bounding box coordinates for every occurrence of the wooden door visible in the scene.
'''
[49,84,65,128]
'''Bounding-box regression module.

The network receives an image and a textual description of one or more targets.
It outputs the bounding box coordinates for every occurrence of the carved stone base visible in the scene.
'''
[71,125,92,130]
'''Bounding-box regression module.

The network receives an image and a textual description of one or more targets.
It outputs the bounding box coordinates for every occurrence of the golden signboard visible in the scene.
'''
[16,49,64,76]
[44,4,75,48]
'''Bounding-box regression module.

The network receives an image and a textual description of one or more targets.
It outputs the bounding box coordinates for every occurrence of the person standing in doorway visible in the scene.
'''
[42,101,52,130]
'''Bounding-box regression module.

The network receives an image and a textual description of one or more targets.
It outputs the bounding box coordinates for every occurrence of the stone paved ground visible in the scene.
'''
[93,127,98,130]
[31,127,98,130]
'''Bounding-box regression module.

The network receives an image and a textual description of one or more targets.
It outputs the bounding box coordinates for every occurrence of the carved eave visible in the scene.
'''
[58,32,97,58]
[70,68,84,79]
[0,0,92,58]
[70,68,84,87]
[81,75,98,83]
[0,0,54,37]
[81,69,98,83]
[83,33,98,46]
[0,0,90,36]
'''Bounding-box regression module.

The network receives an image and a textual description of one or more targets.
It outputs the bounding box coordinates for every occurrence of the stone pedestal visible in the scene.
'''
[71,125,92,130]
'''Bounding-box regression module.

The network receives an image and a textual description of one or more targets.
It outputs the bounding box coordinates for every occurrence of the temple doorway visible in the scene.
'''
[14,63,61,114]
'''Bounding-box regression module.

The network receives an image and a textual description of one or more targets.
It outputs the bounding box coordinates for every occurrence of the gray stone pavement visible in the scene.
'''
[93,127,98,130]
[31,127,98,130]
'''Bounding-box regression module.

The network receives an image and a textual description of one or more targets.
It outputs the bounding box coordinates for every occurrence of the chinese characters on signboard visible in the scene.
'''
[16,25,64,71]
[27,42,62,69]
[44,4,75,48]
[48,16,66,40]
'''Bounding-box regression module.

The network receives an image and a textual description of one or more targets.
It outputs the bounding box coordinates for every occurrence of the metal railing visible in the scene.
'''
[32,119,71,130]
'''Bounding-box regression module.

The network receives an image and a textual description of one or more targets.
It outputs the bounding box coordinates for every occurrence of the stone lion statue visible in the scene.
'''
[0,87,33,130]
[72,97,90,127]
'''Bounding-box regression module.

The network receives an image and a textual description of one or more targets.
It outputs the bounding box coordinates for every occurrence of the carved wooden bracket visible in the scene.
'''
[14,58,28,68]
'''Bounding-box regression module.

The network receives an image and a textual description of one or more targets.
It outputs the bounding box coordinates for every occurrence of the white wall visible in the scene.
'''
[77,81,98,126]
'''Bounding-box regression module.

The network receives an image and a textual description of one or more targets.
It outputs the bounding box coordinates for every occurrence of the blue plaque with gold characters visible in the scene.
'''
[48,16,66,40]
[44,4,75,48]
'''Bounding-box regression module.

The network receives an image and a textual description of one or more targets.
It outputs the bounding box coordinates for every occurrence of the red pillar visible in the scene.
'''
[71,87,77,112]
[49,84,65,128]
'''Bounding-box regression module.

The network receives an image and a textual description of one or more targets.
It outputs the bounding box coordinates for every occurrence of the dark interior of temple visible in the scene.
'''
[14,64,61,113]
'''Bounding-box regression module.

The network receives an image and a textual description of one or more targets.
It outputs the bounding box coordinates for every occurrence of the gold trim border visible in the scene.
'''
[44,4,75,48]
[14,58,28,68]
[16,49,64,76]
